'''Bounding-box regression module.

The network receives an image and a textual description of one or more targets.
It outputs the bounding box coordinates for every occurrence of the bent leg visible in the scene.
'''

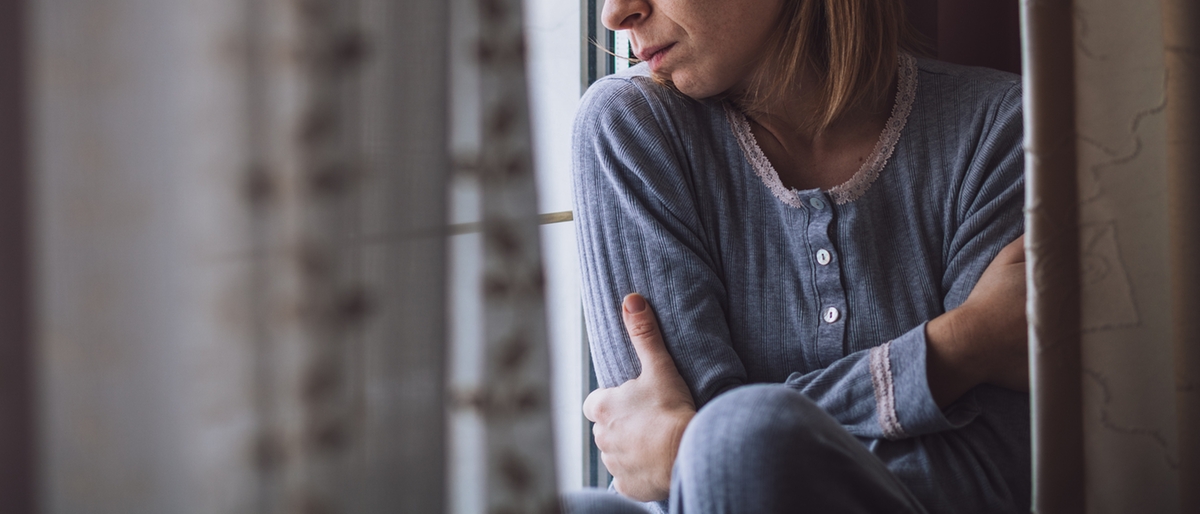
[561,488,652,514]
[670,384,927,514]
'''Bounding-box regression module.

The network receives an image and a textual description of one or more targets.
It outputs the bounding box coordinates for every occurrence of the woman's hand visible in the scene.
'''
[926,235,1029,407]
[582,293,696,502]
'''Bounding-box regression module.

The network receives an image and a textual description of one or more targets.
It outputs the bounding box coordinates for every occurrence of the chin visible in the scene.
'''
[668,73,722,100]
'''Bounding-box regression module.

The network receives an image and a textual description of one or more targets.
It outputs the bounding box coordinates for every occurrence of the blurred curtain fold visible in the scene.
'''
[6,0,555,511]
[22,0,460,510]
[474,0,561,511]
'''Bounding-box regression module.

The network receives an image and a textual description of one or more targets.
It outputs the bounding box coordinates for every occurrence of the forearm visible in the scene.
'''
[928,236,1030,407]
[925,308,987,409]
[782,321,983,441]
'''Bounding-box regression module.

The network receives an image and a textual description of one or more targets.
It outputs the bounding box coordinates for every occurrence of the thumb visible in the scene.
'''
[622,293,677,378]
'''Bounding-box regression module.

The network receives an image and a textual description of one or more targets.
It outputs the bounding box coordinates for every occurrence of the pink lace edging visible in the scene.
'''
[869,341,907,440]
[724,103,806,208]
[726,53,918,206]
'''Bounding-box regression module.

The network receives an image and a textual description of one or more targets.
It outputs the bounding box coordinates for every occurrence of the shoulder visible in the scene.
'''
[902,58,1025,221]
[572,67,731,220]
[910,57,1024,155]
[579,63,695,113]
[915,57,1021,92]
[575,64,718,144]
[578,65,658,112]
[915,57,1022,115]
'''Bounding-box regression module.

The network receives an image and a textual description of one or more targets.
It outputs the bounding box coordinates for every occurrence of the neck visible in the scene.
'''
[732,68,899,191]
[738,69,895,157]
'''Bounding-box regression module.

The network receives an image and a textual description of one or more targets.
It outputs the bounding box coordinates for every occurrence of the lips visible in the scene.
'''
[635,43,676,69]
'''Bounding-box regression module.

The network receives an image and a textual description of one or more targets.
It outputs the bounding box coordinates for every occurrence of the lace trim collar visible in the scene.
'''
[724,53,918,207]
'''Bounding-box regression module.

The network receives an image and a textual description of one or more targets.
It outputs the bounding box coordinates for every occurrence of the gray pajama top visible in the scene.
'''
[572,56,1029,514]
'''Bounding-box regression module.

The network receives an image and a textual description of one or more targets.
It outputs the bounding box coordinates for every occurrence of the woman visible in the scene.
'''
[569,0,1029,512]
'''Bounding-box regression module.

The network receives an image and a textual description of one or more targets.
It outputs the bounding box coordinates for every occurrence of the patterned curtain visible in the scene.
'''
[474,0,560,511]
[1023,0,1200,512]
[19,0,558,510]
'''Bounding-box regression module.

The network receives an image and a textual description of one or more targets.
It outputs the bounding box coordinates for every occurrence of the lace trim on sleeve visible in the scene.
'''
[870,341,907,440]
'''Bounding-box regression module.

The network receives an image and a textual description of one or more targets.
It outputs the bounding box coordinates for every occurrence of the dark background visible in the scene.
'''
[907,0,1023,75]
[0,0,34,511]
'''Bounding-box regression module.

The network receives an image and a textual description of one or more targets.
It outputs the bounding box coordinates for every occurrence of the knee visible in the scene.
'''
[560,489,649,514]
[680,384,840,461]
[671,386,924,513]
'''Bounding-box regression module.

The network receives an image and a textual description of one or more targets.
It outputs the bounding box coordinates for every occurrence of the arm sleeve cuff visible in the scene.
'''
[871,322,981,439]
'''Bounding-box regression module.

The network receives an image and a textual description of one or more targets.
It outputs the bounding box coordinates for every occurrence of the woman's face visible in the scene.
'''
[601,0,785,99]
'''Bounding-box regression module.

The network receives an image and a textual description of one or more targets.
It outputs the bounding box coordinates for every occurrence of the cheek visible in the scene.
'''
[668,19,773,98]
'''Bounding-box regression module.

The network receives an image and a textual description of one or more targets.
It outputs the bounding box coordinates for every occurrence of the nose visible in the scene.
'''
[601,0,650,31]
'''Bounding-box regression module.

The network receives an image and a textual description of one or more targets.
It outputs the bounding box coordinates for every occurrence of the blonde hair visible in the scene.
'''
[738,0,926,132]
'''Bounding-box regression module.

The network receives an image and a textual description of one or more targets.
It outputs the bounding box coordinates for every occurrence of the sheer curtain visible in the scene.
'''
[14,0,555,511]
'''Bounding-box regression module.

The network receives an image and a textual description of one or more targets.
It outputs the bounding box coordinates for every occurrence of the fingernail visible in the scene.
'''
[624,293,647,313]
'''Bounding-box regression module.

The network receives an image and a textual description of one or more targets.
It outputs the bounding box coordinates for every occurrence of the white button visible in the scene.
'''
[809,197,826,210]
[816,249,832,265]
[823,307,840,323]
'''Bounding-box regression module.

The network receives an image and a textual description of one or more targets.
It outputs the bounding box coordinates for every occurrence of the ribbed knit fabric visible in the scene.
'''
[572,58,1029,514]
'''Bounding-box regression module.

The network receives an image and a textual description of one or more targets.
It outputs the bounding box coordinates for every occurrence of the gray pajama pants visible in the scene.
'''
[562,385,928,514]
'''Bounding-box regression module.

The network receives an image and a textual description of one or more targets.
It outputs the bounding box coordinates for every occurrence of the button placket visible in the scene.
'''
[805,193,847,367]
